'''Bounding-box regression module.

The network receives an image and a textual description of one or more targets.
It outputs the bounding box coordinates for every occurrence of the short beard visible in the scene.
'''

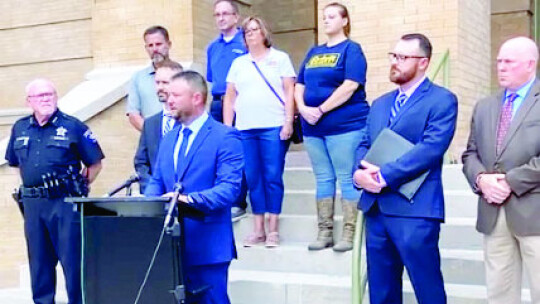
[389,66,416,85]
[158,94,167,103]
[152,53,167,65]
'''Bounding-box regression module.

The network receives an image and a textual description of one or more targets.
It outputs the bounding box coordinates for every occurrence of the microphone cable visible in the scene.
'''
[134,183,182,304]
[133,222,167,304]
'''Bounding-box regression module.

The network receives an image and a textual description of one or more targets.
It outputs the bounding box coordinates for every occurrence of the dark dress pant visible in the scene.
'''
[23,196,81,304]
[365,206,446,304]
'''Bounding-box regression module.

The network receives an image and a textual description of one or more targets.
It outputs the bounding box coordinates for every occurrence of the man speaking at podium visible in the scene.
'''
[144,70,244,304]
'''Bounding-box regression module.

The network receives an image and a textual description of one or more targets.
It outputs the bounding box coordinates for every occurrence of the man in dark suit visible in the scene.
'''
[145,71,243,304]
[134,60,183,192]
[462,36,540,303]
[353,33,458,304]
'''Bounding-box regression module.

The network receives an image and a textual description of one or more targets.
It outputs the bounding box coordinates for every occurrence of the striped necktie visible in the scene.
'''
[162,115,174,136]
[496,93,518,153]
[390,93,407,123]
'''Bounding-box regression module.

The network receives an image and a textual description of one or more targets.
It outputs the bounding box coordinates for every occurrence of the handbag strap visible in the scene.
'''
[252,61,285,105]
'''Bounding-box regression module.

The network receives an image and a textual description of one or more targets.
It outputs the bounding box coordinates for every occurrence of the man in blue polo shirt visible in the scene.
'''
[207,0,247,221]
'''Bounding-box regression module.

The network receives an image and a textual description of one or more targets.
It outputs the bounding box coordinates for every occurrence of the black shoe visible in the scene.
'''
[231,207,247,222]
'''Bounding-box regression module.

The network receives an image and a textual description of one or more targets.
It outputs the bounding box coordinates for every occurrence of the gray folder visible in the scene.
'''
[363,128,429,201]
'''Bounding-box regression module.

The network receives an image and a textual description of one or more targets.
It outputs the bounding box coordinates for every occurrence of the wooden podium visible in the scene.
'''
[67,196,203,304]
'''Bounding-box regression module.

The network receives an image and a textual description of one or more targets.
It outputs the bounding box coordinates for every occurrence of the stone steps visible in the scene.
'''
[228,269,532,304]
[234,215,483,250]
[227,151,526,303]
[231,240,524,287]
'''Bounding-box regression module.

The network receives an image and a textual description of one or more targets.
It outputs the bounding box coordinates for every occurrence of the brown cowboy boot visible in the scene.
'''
[333,198,358,252]
[308,197,334,251]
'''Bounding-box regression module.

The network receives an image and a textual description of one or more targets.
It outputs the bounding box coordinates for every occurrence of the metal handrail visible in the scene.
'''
[428,49,450,87]
[351,50,451,303]
[351,212,367,303]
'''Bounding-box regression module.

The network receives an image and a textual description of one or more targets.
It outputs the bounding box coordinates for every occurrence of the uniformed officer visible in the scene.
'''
[5,78,104,304]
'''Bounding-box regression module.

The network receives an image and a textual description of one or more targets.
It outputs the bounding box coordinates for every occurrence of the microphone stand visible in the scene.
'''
[107,174,140,197]
[164,183,210,303]
[164,183,187,303]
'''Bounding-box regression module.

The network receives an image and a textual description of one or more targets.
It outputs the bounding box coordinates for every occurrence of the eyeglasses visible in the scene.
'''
[388,52,426,63]
[213,12,235,18]
[245,27,261,35]
[28,92,55,100]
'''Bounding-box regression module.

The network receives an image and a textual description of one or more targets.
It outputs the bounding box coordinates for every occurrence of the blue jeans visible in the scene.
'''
[240,127,289,214]
[303,129,363,201]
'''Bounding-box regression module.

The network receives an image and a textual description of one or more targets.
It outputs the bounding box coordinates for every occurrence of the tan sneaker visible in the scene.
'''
[265,232,280,248]
[243,233,266,247]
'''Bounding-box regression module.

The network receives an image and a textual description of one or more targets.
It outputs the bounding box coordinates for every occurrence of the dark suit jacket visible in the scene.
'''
[134,111,167,192]
[462,79,540,236]
[356,78,458,220]
[144,117,243,266]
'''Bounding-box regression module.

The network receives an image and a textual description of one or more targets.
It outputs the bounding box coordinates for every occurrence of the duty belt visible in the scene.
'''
[20,186,49,198]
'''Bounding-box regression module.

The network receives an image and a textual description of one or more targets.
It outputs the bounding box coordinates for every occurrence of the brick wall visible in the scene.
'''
[0,0,92,109]
[84,98,140,196]
[91,0,194,67]
[491,0,533,91]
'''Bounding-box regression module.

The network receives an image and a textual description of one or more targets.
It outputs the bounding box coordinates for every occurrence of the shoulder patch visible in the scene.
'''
[84,129,97,143]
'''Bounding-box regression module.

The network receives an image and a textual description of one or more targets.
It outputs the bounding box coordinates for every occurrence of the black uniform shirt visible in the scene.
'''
[5,110,105,187]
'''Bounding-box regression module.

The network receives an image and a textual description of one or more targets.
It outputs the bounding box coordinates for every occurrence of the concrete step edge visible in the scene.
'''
[284,164,465,171]
[284,189,476,196]
[403,280,531,301]
[229,269,350,287]
[235,214,477,226]
[234,241,484,261]
[230,269,531,301]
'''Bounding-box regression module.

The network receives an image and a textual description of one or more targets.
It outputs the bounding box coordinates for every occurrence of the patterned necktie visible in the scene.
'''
[390,93,407,123]
[496,93,518,153]
[162,115,174,136]
[176,128,192,177]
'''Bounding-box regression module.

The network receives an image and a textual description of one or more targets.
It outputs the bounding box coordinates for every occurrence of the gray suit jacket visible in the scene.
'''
[463,79,540,236]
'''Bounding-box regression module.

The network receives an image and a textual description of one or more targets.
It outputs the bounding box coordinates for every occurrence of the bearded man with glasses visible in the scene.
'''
[353,33,458,303]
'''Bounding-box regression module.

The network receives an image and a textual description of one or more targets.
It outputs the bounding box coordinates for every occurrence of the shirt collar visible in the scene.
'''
[162,104,171,116]
[30,109,60,127]
[181,112,209,135]
[144,64,156,75]
[219,28,243,43]
[399,75,427,98]
[504,77,535,101]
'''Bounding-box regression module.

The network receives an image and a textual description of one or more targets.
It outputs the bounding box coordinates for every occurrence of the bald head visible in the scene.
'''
[25,78,58,125]
[497,37,539,90]
[25,78,56,96]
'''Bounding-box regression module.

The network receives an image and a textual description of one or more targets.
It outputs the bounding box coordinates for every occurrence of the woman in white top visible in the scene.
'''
[224,16,296,248]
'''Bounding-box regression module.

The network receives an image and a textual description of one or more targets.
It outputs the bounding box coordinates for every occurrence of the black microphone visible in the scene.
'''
[107,174,140,197]
[163,183,184,228]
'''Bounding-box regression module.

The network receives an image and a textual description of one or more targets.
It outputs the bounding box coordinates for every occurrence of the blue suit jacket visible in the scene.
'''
[145,116,243,266]
[356,78,458,220]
